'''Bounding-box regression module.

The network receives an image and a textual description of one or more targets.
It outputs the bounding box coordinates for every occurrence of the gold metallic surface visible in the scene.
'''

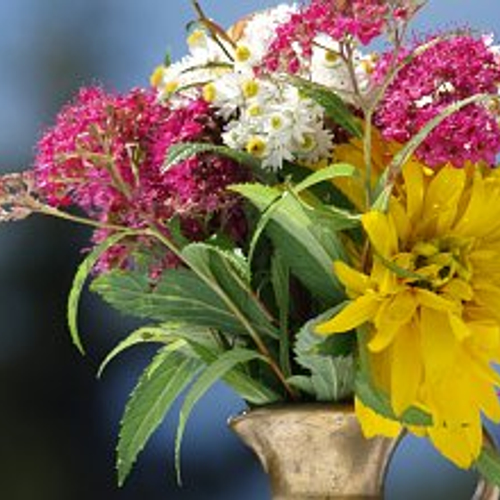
[230,405,397,499]
[230,405,499,500]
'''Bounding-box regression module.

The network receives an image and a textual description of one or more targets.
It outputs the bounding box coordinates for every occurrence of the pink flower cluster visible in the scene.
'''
[374,34,500,167]
[35,87,250,273]
[264,0,407,73]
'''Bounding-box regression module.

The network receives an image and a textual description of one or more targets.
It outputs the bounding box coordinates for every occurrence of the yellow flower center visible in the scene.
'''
[270,115,284,130]
[299,134,317,152]
[324,50,340,65]
[394,237,473,291]
[150,66,165,88]
[163,81,179,95]
[246,137,267,157]
[247,104,262,117]
[235,45,251,63]
[242,80,260,99]
[203,83,217,103]
[187,30,206,48]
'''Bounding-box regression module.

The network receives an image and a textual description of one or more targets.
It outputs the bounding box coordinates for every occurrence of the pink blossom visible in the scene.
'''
[263,0,403,74]
[374,34,500,167]
[35,87,250,275]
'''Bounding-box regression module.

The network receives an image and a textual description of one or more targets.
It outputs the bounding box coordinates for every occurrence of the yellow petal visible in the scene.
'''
[355,397,402,438]
[389,198,411,243]
[423,166,465,234]
[371,259,399,295]
[333,261,370,297]
[463,349,500,388]
[471,282,500,320]
[416,288,459,313]
[315,294,381,335]
[420,308,457,383]
[466,321,500,351]
[472,379,500,423]
[402,162,424,224]
[453,171,487,237]
[369,291,417,352]
[390,322,423,416]
[427,416,482,469]
[441,279,473,302]
[448,313,472,342]
[362,211,398,258]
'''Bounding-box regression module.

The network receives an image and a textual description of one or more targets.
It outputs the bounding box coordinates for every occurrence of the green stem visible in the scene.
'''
[145,224,297,400]
[363,110,374,209]
[190,0,235,60]
[356,326,371,378]
[341,40,366,111]
[279,316,291,380]
[36,205,142,234]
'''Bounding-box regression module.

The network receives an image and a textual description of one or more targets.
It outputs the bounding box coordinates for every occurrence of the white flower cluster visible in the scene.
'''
[151,4,372,170]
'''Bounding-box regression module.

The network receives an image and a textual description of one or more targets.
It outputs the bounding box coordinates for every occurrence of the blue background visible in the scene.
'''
[0,1,499,499]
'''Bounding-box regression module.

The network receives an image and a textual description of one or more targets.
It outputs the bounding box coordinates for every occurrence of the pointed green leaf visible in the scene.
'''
[117,349,202,487]
[271,251,291,377]
[97,326,181,378]
[144,323,281,405]
[294,307,355,401]
[182,339,281,405]
[91,268,243,334]
[164,142,261,171]
[233,183,348,302]
[293,163,356,194]
[476,446,500,489]
[91,245,278,340]
[68,231,131,354]
[174,348,265,483]
[181,243,279,339]
[287,375,315,396]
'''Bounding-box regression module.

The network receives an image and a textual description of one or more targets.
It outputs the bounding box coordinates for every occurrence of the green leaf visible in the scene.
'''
[97,325,182,378]
[181,338,281,405]
[91,244,278,340]
[222,366,281,405]
[287,76,363,138]
[181,243,279,339]
[67,232,131,354]
[294,307,355,401]
[174,348,265,483]
[287,375,315,396]
[146,323,282,405]
[293,163,356,194]
[233,183,348,302]
[476,446,500,489]
[117,349,202,487]
[271,251,291,377]
[91,269,246,335]
[355,372,432,426]
[164,142,261,171]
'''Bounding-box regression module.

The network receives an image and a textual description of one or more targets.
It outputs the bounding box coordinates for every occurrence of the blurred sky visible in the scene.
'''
[0,1,499,499]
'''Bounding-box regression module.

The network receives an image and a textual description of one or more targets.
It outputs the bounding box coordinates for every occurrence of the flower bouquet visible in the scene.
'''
[4,0,500,495]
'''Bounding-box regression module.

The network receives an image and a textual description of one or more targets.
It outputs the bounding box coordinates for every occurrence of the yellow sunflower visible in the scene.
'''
[317,162,500,468]
[314,126,423,211]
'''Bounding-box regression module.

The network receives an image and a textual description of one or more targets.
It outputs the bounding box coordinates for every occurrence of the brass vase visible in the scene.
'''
[229,405,499,500]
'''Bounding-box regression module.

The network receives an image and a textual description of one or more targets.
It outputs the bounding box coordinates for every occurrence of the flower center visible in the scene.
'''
[393,237,473,291]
